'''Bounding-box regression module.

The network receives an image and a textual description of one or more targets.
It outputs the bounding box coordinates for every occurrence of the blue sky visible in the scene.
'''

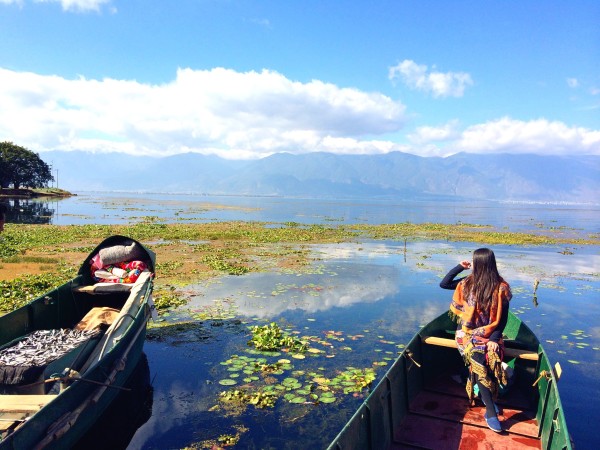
[0,0,598,159]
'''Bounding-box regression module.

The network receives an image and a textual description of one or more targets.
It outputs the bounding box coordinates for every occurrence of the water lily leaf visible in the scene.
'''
[290,396,307,403]
[219,379,237,386]
[319,396,336,404]
[292,354,306,359]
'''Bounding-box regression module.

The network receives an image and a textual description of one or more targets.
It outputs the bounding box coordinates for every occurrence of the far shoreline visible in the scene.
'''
[0,187,75,199]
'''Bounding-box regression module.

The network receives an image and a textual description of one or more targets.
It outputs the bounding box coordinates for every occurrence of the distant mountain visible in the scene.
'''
[44,150,599,203]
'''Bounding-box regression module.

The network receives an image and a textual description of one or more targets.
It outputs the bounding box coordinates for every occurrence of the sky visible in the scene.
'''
[0,0,598,159]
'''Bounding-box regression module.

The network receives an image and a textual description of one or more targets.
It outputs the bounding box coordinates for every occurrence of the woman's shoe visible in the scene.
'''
[484,413,502,433]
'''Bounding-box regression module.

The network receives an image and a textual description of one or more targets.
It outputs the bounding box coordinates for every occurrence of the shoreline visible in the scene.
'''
[0,187,75,199]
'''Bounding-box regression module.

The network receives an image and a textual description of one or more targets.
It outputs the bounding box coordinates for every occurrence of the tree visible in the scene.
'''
[0,142,53,189]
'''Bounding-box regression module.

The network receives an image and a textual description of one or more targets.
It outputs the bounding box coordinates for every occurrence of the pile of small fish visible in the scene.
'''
[0,329,97,367]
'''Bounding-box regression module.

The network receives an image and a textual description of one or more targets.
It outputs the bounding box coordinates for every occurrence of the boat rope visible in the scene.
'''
[13,370,130,392]
[405,349,422,369]
[532,370,551,386]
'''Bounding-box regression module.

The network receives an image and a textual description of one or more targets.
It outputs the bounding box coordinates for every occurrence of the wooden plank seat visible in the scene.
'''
[0,394,57,413]
[0,395,57,436]
[422,336,539,361]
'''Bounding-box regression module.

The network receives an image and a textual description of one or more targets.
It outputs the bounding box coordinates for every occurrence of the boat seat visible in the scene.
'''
[73,283,134,294]
[0,394,58,413]
[422,336,539,361]
[0,394,58,436]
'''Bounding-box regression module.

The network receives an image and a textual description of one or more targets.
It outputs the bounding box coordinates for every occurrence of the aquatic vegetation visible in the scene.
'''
[248,322,308,353]
[192,424,248,449]
[0,269,75,311]
[152,285,188,311]
[219,388,277,409]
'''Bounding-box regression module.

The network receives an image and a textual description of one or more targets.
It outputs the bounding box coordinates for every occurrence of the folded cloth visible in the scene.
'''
[74,307,120,332]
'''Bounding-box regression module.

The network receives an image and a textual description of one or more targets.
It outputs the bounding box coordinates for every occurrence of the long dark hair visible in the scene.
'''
[463,248,502,311]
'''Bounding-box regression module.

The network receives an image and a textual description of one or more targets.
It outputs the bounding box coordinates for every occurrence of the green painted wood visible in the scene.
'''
[327,311,572,450]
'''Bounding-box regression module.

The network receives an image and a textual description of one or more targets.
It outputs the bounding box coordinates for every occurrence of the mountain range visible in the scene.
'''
[45,150,599,203]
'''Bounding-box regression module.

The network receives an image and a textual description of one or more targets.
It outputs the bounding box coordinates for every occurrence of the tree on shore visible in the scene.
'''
[0,142,53,189]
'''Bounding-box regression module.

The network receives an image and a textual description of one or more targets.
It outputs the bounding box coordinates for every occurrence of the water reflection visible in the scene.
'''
[0,198,56,224]
[137,240,600,449]
[188,263,401,318]
[73,353,153,450]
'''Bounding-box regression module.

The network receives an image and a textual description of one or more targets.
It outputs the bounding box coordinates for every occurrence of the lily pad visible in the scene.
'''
[219,379,237,386]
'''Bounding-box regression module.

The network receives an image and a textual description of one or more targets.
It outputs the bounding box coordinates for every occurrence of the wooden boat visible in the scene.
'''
[328,311,572,450]
[0,235,155,449]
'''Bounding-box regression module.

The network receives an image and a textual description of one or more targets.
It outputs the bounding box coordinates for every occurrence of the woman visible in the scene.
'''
[440,248,511,433]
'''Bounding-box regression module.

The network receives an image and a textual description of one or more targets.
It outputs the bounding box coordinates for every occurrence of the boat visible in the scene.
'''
[0,235,156,449]
[327,311,572,450]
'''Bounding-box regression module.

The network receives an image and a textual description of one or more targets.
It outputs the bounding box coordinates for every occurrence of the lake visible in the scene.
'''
[4,192,599,449]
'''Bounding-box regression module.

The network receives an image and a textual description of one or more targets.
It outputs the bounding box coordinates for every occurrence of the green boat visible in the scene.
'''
[328,311,572,450]
[0,235,155,449]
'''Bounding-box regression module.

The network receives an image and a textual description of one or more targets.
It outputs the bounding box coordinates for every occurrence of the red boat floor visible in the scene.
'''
[391,376,541,450]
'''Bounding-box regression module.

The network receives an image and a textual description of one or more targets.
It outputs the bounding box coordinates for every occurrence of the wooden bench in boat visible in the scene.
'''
[0,394,58,413]
[0,395,58,435]
[422,335,539,361]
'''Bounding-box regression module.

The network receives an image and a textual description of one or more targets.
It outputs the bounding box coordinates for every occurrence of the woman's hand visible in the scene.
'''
[487,341,499,352]
[460,260,471,269]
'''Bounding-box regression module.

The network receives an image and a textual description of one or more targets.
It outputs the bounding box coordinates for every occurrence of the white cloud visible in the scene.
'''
[1,67,598,159]
[567,78,579,88]
[453,117,600,155]
[389,60,473,98]
[0,67,407,158]
[408,120,460,145]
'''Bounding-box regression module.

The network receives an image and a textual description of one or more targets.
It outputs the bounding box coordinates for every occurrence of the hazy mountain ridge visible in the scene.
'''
[46,150,599,203]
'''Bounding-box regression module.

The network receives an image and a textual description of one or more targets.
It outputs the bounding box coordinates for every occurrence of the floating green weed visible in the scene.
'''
[0,269,75,311]
[248,322,308,353]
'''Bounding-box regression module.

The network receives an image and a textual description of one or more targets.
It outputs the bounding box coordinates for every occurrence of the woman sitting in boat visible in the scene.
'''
[440,247,512,433]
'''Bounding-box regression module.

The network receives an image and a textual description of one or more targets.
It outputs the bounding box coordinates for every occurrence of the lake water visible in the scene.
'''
[5,192,599,449]
[5,191,600,236]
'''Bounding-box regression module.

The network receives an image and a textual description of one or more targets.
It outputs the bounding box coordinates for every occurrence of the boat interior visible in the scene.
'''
[328,313,567,450]
[0,238,154,440]
[391,335,543,449]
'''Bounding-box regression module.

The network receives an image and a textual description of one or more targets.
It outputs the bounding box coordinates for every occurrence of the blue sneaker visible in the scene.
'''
[484,412,502,433]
